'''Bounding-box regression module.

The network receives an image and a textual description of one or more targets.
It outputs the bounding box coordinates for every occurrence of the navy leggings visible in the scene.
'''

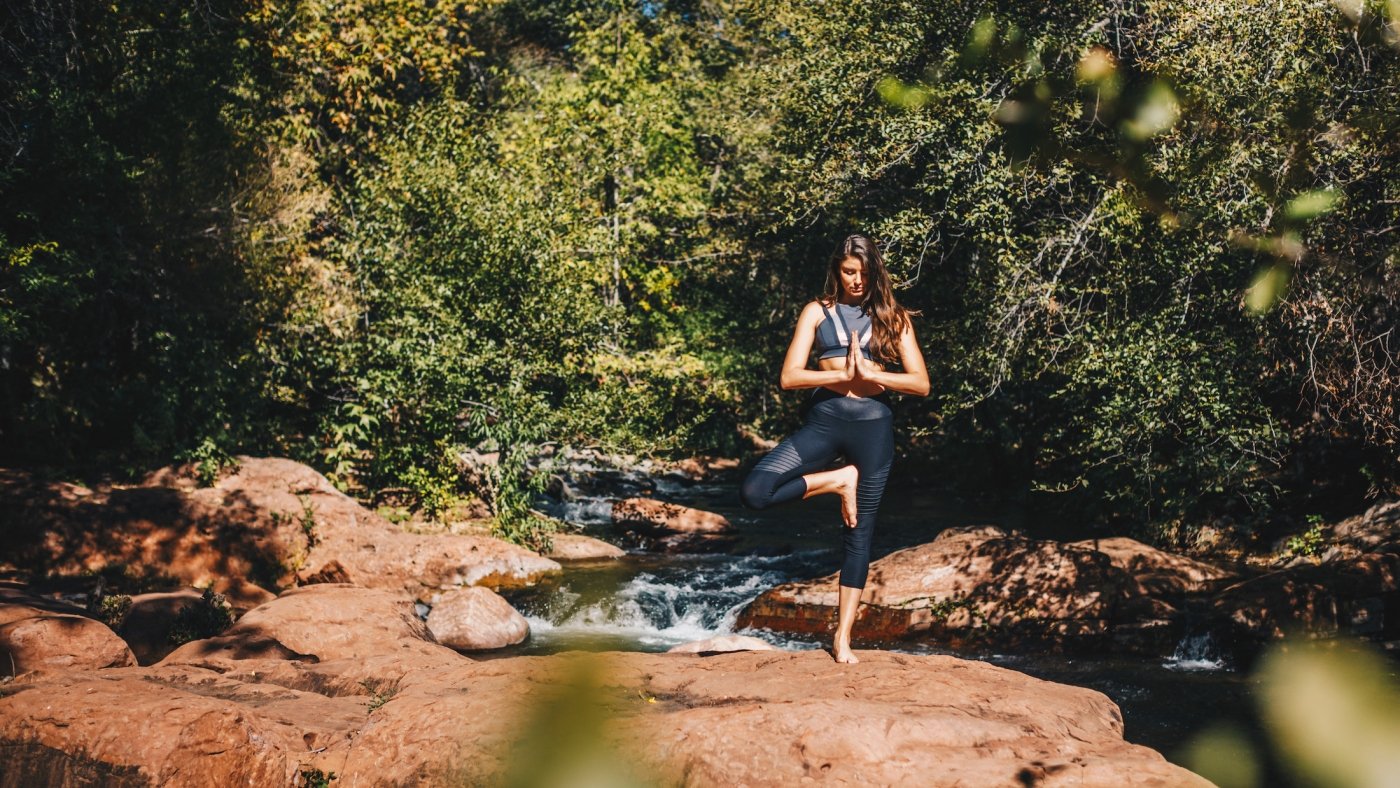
[739,389,894,588]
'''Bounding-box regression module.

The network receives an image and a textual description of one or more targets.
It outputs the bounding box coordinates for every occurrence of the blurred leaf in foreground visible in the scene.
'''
[1245,263,1292,315]
[1257,639,1400,788]
[1179,722,1261,788]
[499,653,653,788]
[1122,80,1180,141]
[1283,188,1341,222]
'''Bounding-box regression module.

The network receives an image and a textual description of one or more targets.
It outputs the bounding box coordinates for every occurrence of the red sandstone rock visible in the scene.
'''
[667,455,741,481]
[543,533,626,561]
[161,584,461,668]
[0,604,135,676]
[1210,551,1399,643]
[0,649,1208,787]
[666,634,776,654]
[0,458,561,605]
[611,497,737,553]
[426,586,529,651]
[736,526,1133,650]
[1070,536,1236,596]
[1331,500,1400,553]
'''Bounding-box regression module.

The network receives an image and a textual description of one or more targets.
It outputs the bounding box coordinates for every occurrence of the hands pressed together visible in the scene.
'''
[842,330,880,382]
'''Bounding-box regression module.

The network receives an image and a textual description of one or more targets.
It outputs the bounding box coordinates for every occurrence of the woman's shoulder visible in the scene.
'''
[799,299,831,320]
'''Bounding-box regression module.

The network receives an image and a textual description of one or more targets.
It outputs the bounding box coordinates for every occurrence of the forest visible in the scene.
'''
[3,0,1398,548]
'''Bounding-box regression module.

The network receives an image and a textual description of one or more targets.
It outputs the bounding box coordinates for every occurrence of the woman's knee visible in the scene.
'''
[739,472,775,510]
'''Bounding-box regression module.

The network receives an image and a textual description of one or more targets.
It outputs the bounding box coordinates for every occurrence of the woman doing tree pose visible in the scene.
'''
[739,234,929,664]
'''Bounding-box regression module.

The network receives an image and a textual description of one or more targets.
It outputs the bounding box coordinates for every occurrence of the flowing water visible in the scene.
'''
[501,476,1268,774]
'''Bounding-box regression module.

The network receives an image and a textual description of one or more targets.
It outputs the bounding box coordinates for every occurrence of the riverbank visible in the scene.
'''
[3,453,1397,785]
[0,583,1207,787]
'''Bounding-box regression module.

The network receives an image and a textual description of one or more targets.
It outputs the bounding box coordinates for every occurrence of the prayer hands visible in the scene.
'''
[844,331,859,381]
[845,331,879,382]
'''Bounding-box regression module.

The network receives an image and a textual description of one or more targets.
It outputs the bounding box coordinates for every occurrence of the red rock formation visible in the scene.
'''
[1070,536,1237,595]
[737,526,1134,650]
[542,533,625,561]
[1210,551,1399,644]
[425,586,529,651]
[161,584,459,667]
[0,648,1208,787]
[611,497,738,553]
[0,458,561,605]
[0,600,135,676]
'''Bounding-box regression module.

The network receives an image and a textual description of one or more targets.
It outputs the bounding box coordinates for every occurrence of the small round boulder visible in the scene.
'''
[1,609,136,675]
[426,587,529,651]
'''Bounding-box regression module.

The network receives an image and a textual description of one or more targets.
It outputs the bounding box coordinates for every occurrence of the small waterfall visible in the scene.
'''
[516,552,827,652]
[1163,630,1227,671]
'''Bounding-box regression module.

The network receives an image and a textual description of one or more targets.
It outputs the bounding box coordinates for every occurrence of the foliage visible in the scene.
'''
[180,438,241,488]
[298,768,337,788]
[2,0,1397,542]
[1285,515,1329,558]
[360,678,399,712]
[92,595,133,631]
[167,588,234,646]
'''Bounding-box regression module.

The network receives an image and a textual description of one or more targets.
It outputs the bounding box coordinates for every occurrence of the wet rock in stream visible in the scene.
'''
[611,497,739,554]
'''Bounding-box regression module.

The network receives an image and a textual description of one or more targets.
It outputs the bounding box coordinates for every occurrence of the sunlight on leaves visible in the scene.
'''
[1257,640,1400,788]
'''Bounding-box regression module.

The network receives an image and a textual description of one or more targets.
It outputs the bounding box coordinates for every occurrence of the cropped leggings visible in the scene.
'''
[739,390,894,588]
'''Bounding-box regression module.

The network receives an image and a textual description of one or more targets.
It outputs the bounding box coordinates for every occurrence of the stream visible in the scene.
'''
[498,476,1273,778]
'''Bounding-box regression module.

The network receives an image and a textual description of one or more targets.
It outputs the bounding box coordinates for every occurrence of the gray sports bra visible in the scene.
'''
[814,301,873,361]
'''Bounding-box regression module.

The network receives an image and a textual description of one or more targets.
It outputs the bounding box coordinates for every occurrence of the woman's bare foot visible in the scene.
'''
[833,464,859,528]
[832,641,860,664]
[800,465,860,527]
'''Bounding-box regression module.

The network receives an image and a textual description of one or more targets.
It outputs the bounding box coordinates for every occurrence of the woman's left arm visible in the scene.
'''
[857,323,930,397]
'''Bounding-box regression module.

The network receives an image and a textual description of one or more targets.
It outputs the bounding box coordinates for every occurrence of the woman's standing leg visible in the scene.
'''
[831,409,895,663]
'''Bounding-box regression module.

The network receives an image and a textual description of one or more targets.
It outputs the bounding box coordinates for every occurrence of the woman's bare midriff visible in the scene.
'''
[816,357,886,397]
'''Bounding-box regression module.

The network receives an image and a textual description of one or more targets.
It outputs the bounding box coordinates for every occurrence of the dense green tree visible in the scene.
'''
[2,0,1396,544]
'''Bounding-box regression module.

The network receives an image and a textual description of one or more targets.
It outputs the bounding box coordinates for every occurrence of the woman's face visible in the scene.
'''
[838,255,866,300]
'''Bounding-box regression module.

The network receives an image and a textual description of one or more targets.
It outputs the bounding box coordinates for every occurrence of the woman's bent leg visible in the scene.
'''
[738,416,841,511]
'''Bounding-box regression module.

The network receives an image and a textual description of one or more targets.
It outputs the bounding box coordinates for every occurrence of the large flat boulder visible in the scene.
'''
[666,634,776,654]
[161,583,461,669]
[0,458,561,605]
[0,649,1207,787]
[1329,499,1400,557]
[737,526,1134,650]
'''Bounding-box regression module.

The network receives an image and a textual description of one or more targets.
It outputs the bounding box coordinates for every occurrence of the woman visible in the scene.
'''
[739,234,929,664]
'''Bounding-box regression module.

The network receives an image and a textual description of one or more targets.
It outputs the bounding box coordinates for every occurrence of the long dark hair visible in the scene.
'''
[820,234,917,366]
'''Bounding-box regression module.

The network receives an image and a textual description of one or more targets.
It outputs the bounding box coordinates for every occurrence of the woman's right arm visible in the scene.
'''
[779,302,852,390]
